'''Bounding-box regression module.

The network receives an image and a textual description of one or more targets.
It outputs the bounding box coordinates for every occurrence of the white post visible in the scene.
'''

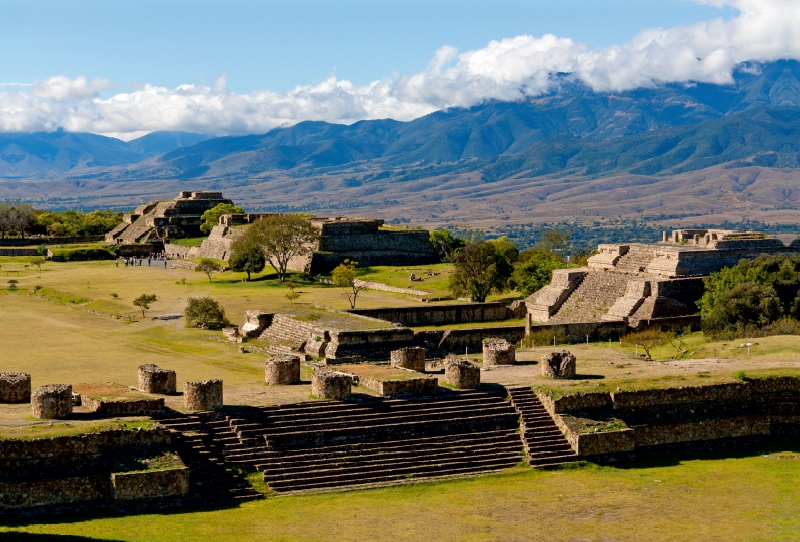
[586,334,589,345]
[635,344,638,357]
[553,336,556,347]
[465,347,468,357]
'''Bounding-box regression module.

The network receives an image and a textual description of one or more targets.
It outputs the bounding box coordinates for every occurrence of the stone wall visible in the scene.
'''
[111,467,190,501]
[80,396,165,417]
[325,328,416,360]
[0,475,109,508]
[349,302,514,326]
[416,326,526,356]
[0,247,38,256]
[355,372,439,396]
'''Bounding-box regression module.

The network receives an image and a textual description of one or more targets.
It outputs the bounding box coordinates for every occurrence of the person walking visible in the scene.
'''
[115,258,119,268]
[164,259,168,269]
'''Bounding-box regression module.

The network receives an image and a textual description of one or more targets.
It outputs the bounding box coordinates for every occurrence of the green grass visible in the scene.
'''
[4,449,800,540]
[169,237,207,247]
[111,448,184,473]
[0,419,155,440]
[356,263,454,296]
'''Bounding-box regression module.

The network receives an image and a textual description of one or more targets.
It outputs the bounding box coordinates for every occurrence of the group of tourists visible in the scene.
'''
[115,252,170,268]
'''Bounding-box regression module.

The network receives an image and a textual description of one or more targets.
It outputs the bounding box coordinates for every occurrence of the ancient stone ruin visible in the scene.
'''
[265,354,301,385]
[31,384,72,419]
[183,380,223,411]
[138,364,176,395]
[540,350,576,379]
[390,347,426,372]
[312,370,351,400]
[482,338,516,366]
[0,372,31,403]
[444,357,480,389]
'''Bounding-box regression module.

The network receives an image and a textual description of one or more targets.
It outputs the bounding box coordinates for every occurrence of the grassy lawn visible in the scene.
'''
[3,448,800,541]
[357,263,454,296]
[169,237,207,247]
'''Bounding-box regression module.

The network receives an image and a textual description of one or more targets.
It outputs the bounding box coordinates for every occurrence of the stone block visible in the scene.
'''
[0,372,31,403]
[390,347,426,372]
[222,327,242,343]
[312,370,351,400]
[31,384,72,419]
[444,357,480,389]
[541,350,576,379]
[265,354,301,385]
[482,338,516,366]
[183,379,223,411]
[138,364,177,394]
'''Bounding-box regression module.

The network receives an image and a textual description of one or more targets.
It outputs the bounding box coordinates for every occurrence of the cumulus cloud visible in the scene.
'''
[3,0,800,137]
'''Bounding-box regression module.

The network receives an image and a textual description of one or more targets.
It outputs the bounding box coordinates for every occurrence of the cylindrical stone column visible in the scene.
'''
[482,338,516,366]
[540,350,576,379]
[0,372,31,403]
[31,384,72,419]
[183,379,223,411]
[390,347,426,372]
[311,371,351,400]
[444,358,480,389]
[138,364,177,394]
[265,354,301,385]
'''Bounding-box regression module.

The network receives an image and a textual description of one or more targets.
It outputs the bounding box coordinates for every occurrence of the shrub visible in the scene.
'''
[521,328,569,348]
[185,297,229,329]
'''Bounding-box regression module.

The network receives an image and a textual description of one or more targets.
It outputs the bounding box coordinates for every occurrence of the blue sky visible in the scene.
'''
[0,0,732,94]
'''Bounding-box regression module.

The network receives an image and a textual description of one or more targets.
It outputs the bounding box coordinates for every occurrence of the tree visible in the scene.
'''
[229,236,266,280]
[185,296,229,329]
[200,203,244,234]
[430,229,466,262]
[195,259,221,282]
[449,240,516,302]
[331,259,367,308]
[30,257,45,272]
[537,227,572,259]
[511,248,567,296]
[246,215,320,282]
[284,281,301,304]
[133,293,158,318]
[624,328,668,360]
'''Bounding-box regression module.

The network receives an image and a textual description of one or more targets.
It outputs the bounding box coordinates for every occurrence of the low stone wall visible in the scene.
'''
[550,392,613,414]
[349,302,514,326]
[416,326,526,355]
[80,396,165,417]
[164,243,199,259]
[0,247,38,257]
[326,328,416,360]
[111,467,190,501]
[390,347,426,372]
[357,373,439,396]
[0,475,109,508]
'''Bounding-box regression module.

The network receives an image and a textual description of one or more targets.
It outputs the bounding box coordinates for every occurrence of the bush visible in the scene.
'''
[185,297,229,329]
[521,328,569,348]
[49,246,115,261]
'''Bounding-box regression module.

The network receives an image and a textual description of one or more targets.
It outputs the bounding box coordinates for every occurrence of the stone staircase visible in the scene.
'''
[507,386,579,468]
[613,246,656,274]
[550,272,629,323]
[156,414,262,505]
[221,390,524,493]
[258,314,323,356]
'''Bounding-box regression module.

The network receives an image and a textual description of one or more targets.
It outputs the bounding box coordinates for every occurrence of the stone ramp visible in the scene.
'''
[507,386,579,468]
[613,246,657,274]
[220,390,524,493]
[550,272,630,323]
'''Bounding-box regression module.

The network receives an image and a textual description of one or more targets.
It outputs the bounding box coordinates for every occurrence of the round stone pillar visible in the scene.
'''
[31,384,72,419]
[444,357,480,389]
[183,379,223,411]
[482,338,516,366]
[390,347,426,372]
[138,364,177,394]
[265,354,301,385]
[0,372,31,403]
[311,371,351,400]
[540,350,576,379]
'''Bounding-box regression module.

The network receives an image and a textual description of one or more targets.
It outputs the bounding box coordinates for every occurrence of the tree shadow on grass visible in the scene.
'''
[0,534,125,542]
[573,374,605,380]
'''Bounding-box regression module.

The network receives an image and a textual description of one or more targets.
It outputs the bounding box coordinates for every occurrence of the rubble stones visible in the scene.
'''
[265,354,301,385]
[540,350,576,379]
[31,384,72,419]
[138,364,177,394]
[444,356,480,389]
[0,372,31,403]
[390,347,426,372]
[482,338,516,366]
[183,379,223,411]
[312,371,351,400]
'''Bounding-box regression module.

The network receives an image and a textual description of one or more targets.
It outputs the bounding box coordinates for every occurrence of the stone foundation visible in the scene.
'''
[183,380,223,411]
[31,384,72,419]
[541,350,576,379]
[482,338,516,366]
[111,467,190,501]
[390,347,426,372]
[444,357,480,389]
[265,355,301,385]
[312,371,351,400]
[0,372,31,403]
[137,365,176,394]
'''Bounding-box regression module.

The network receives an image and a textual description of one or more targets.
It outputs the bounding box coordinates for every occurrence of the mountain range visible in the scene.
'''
[5,60,800,226]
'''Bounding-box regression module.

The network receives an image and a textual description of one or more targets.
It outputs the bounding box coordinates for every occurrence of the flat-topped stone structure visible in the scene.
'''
[527,229,789,326]
[31,384,72,419]
[0,372,31,403]
[184,380,223,411]
[138,364,176,394]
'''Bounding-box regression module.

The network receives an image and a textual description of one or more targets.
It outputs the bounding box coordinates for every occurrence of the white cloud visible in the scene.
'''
[3,0,800,137]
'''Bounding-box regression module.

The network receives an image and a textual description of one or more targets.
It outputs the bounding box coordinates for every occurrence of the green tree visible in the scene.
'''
[228,236,266,281]
[449,240,515,302]
[429,229,465,262]
[133,293,158,318]
[200,203,244,234]
[245,215,320,282]
[185,296,229,329]
[30,257,45,272]
[623,328,668,360]
[195,259,221,283]
[284,281,301,304]
[537,227,572,257]
[331,259,367,308]
[511,248,567,296]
